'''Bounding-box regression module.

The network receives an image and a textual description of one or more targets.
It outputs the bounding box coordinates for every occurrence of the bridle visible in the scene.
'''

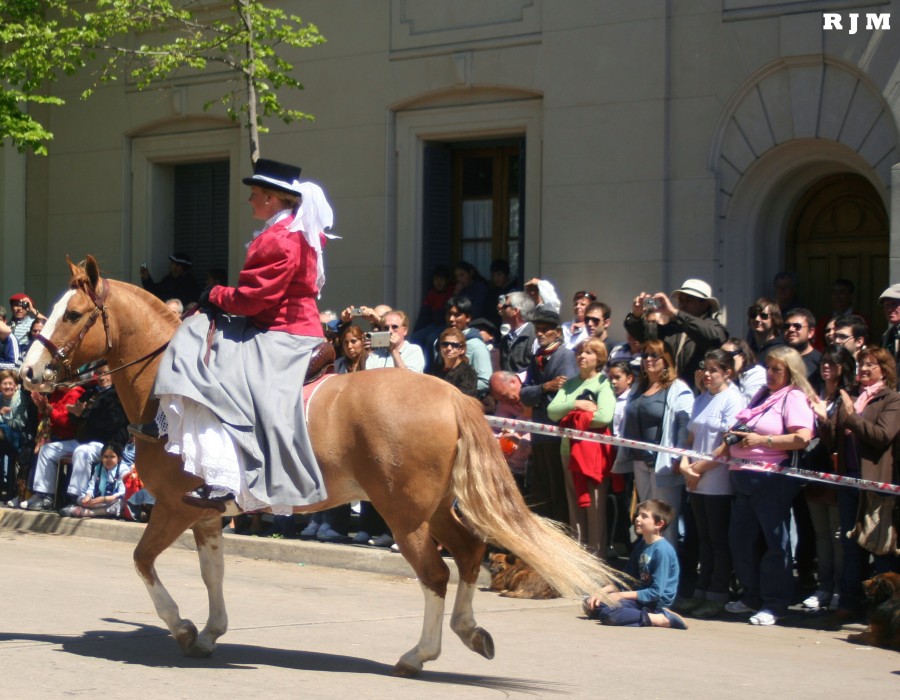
[32,277,168,389]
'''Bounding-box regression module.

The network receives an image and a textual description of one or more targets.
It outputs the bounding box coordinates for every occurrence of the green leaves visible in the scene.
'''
[0,0,325,157]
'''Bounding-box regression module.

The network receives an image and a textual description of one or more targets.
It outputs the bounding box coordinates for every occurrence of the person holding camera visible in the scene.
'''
[364,310,425,373]
[718,346,816,626]
[6,294,45,355]
[624,279,727,388]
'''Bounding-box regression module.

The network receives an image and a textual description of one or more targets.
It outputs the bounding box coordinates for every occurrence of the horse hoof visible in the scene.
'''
[392,660,421,678]
[186,637,216,658]
[174,622,199,655]
[470,627,495,660]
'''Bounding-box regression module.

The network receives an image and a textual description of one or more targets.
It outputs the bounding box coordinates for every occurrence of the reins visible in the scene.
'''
[50,343,171,390]
[32,277,171,390]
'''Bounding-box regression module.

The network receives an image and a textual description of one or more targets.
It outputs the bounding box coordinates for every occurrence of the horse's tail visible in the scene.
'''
[450,393,627,599]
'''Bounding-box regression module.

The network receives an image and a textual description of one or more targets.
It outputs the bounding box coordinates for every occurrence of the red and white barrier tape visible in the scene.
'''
[485,415,900,497]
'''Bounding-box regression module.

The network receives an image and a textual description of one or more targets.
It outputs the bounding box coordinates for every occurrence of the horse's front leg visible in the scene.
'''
[190,516,228,657]
[133,501,203,655]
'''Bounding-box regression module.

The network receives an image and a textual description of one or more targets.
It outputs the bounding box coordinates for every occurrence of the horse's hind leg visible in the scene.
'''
[429,504,494,660]
[390,523,451,677]
[190,516,228,656]
[133,502,204,655]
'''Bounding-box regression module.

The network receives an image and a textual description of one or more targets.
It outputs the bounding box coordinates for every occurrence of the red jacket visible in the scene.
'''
[48,385,87,440]
[210,216,324,338]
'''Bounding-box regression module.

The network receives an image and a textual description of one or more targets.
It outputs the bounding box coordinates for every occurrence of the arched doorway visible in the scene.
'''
[787,173,889,339]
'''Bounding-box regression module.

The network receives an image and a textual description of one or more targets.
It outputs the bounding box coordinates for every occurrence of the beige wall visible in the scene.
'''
[7,0,900,340]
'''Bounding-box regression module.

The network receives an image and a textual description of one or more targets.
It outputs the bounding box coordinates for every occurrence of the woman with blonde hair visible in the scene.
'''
[719,345,816,626]
[614,339,694,547]
[548,337,616,557]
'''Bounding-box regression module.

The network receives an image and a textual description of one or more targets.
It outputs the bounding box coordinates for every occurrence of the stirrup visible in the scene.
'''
[128,422,164,443]
[182,492,242,518]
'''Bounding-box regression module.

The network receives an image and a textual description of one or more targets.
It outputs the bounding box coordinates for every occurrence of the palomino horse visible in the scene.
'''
[21,257,621,676]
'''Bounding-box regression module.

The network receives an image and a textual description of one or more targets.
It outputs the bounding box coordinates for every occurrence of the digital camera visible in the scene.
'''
[365,331,391,348]
[642,297,660,312]
[723,422,752,446]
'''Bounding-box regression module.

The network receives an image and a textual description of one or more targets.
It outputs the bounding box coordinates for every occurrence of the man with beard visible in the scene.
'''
[783,308,822,391]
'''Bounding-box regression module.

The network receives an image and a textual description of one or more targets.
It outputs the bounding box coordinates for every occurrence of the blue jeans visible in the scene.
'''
[598,599,655,627]
[729,470,801,615]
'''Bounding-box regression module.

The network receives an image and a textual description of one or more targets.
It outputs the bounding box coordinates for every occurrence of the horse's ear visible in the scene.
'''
[66,256,80,279]
[84,255,102,291]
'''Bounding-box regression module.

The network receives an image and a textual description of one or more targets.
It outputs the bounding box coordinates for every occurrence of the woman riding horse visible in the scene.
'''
[135,158,333,515]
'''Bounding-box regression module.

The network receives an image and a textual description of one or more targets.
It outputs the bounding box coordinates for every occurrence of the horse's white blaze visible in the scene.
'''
[398,585,445,672]
[20,289,75,388]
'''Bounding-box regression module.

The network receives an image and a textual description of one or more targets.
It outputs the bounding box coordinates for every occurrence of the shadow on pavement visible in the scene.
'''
[0,619,572,695]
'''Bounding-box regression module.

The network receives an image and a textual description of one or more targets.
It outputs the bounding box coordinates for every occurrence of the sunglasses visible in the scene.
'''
[440,341,463,349]
[574,291,597,302]
[641,352,662,361]
[784,322,806,331]
[748,309,770,320]
[584,315,603,325]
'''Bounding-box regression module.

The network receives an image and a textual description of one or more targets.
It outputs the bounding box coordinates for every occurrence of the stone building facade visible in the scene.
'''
[1,0,898,339]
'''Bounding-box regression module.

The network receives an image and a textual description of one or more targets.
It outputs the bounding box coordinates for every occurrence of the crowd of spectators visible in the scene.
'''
[3,266,898,634]
[306,265,899,633]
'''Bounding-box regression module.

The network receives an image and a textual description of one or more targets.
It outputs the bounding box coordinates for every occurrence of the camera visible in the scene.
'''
[350,307,363,316]
[365,331,391,348]
[723,422,752,446]
[642,297,660,312]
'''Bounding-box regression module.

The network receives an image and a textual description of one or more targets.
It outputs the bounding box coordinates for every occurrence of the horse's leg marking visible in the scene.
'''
[394,584,445,677]
[193,518,228,656]
[450,581,494,659]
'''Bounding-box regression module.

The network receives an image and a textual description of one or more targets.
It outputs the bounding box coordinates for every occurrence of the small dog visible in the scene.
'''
[486,552,560,599]
[847,572,900,650]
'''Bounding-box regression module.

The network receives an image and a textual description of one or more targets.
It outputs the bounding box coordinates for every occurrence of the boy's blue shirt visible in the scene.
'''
[625,537,680,608]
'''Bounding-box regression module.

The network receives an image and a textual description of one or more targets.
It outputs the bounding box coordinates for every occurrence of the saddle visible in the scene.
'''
[306,341,336,384]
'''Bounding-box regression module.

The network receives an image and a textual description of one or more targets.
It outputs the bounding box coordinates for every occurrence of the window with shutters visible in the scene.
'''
[422,140,523,287]
[172,160,230,286]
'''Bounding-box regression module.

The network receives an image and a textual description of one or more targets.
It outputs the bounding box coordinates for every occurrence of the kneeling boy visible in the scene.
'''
[583,499,686,629]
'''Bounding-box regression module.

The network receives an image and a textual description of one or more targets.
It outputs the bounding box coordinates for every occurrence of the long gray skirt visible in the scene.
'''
[153,312,327,508]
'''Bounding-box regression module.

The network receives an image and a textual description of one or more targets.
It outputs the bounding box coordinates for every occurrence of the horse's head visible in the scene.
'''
[20,255,112,392]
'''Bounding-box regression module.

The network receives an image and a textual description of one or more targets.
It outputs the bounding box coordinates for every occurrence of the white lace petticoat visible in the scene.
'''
[159,395,293,516]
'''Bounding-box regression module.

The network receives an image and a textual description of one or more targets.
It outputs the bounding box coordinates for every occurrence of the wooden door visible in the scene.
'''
[787,173,888,339]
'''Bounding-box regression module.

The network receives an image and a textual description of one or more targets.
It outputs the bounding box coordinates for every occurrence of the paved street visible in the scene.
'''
[0,529,897,699]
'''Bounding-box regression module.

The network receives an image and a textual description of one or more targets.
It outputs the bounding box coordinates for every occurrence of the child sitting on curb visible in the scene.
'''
[582,498,686,630]
[59,443,128,519]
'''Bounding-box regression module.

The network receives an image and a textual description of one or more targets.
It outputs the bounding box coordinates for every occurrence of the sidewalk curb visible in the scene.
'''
[0,507,490,585]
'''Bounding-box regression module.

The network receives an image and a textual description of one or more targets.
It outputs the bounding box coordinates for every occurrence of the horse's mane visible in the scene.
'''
[69,257,180,326]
